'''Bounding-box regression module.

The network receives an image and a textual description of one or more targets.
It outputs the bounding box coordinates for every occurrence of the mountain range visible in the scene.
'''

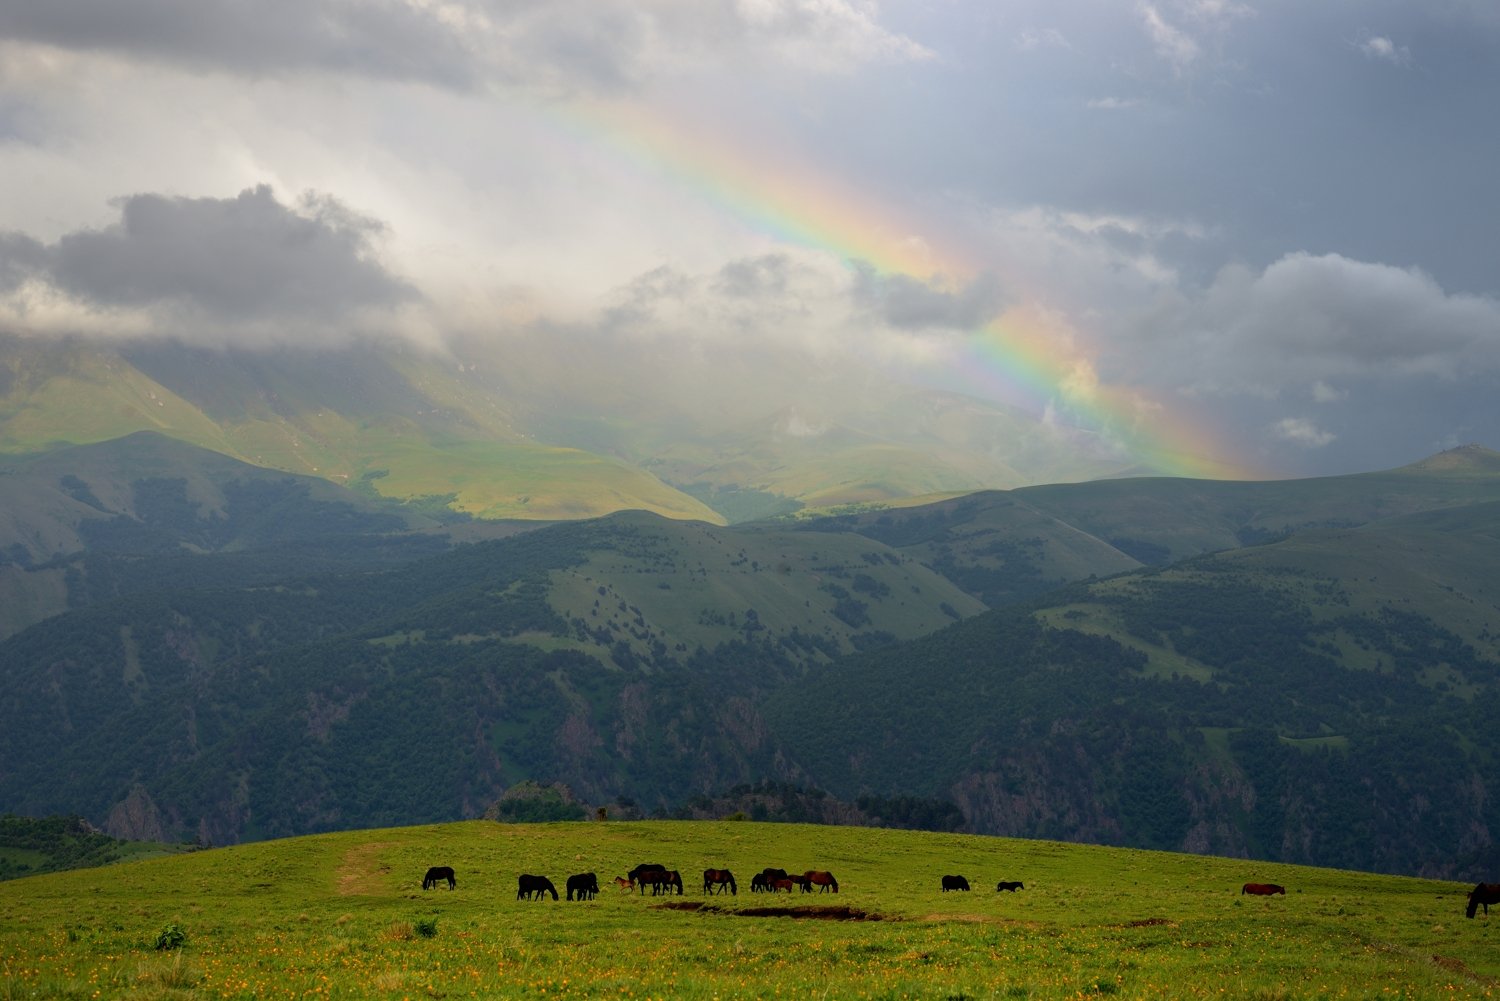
[3,335,1500,879]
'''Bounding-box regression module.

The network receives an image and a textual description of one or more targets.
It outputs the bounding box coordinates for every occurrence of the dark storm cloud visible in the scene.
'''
[0,0,481,87]
[1,185,416,333]
[851,263,1008,331]
[0,232,48,293]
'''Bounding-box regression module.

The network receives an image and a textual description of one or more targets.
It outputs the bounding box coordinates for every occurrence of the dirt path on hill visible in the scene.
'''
[337,841,397,896]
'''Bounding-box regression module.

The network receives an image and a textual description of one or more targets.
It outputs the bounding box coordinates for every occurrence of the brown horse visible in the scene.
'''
[771,877,795,893]
[613,876,635,892]
[803,870,839,893]
[1241,883,1285,896]
[1467,883,1500,918]
[703,868,737,895]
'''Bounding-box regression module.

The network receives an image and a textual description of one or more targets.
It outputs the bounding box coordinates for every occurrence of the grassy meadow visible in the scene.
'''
[0,820,1495,1000]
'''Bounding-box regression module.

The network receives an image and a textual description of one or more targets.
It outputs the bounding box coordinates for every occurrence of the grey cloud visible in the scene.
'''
[1191,253,1500,379]
[0,0,929,93]
[714,255,797,298]
[0,0,480,87]
[0,232,48,293]
[3,185,416,334]
[852,264,1008,331]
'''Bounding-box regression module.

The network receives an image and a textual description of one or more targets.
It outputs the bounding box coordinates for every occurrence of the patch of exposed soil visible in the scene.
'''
[656,901,889,921]
[337,842,396,896]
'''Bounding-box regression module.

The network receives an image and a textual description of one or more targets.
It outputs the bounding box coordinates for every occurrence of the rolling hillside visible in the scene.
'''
[1,820,1489,1000]
[771,492,1500,878]
[4,444,1500,876]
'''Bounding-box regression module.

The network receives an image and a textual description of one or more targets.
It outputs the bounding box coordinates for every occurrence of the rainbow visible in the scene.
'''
[557,97,1256,481]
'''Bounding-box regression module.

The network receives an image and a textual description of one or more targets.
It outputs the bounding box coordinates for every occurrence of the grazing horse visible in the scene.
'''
[803,871,839,894]
[942,875,971,892]
[566,872,599,901]
[703,868,737,895]
[422,866,456,891]
[662,870,684,896]
[1241,883,1285,896]
[771,877,795,893]
[995,881,1025,892]
[1467,883,1500,918]
[629,863,668,896]
[789,873,812,893]
[517,874,558,900]
[749,872,770,893]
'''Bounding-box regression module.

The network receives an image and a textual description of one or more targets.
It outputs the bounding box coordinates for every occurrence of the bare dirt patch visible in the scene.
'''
[337,842,396,896]
[656,901,890,921]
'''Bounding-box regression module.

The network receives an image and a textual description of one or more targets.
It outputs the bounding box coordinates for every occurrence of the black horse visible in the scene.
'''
[517,874,558,900]
[422,866,456,890]
[703,868,737,895]
[996,881,1024,892]
[941,875,970,892]
[1467,883,1500,918]
[749,872,770,893]
[566,872,599,901]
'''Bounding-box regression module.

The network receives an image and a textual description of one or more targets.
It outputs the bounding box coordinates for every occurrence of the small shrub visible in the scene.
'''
[152,923,186,951]
[414,918,438,938]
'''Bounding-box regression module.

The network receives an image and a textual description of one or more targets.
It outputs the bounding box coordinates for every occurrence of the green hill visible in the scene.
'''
[770,495,1500,878]
[0,820,1491,1000]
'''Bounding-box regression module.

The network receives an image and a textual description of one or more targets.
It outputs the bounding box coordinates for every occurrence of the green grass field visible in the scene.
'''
[1,821,1495,999]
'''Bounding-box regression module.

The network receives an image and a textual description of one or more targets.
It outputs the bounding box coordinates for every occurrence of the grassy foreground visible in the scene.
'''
[0,820,1495,1000]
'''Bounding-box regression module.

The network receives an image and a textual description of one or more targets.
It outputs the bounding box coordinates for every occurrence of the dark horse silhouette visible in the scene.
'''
[749,873,770,893]
[995,881,1025,892]
[803,870,838,893]
[422,866,456,890]
[566,872,599,901]
[942,875,970,892]
[703,868,737,895]
[1241,883,1285,896]
[1467,883,1500,918]
[629,863,682,896]
[517,874,558,900]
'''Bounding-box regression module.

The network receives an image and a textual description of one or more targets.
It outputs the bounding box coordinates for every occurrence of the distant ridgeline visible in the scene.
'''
[0,814,192,881]
[4,435,1500,878]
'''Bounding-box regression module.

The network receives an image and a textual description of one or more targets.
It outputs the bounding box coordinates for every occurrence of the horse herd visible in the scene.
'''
[421,864,839,901]
[423,865,1500,918]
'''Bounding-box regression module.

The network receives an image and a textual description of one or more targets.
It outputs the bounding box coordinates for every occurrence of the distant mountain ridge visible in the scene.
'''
[0,334,1151,524]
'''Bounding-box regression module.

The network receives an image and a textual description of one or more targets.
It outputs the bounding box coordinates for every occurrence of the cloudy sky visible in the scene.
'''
[1,0,1498,478]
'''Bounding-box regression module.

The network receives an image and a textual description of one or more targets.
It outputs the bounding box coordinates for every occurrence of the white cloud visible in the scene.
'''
[1138,3,1200,73]
[1358,34,1411,66]
[1311,380,1346,403]
[1015,27,1071,51]
[1272,417,1335,448]
[1086,96,1141,110]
